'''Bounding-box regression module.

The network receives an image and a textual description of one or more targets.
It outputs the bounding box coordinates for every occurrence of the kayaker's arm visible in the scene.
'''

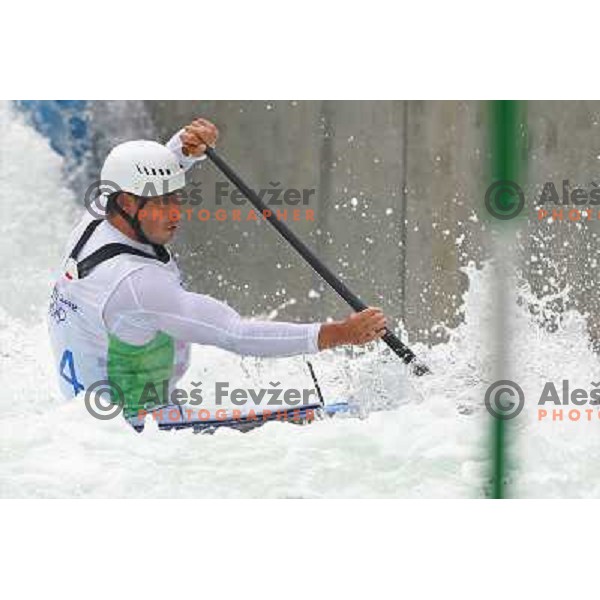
[105,265,321,358]
[104,266,387,357]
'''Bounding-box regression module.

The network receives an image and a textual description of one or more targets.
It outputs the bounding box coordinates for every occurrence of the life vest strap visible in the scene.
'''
[68,219,170,279]
[69,219,103,260]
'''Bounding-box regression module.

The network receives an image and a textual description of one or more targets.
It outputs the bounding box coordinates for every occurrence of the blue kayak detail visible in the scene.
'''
[131,400,354,433]
[323,401,353,415]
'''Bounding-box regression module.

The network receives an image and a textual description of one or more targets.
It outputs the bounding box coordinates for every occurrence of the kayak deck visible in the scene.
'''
[131,401,355,434]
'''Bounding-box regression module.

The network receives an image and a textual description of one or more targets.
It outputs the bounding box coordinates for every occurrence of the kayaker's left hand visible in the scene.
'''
[181,118,219,157]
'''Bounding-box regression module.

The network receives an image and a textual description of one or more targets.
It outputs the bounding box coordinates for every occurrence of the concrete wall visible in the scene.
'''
[73,100,600,350]
[526,101,600,347]
[142,101,488,346]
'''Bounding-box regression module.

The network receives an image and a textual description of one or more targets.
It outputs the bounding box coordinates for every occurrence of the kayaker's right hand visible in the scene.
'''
[317,307,387,350]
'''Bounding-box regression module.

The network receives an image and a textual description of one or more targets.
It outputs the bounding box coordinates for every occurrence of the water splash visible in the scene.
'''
[0,101,510,498]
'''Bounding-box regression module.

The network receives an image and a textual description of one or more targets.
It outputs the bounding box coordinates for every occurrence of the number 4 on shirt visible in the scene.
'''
[59,349,84,395]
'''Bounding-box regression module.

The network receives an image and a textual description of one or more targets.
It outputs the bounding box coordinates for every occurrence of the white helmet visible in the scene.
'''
[101,140,185,197]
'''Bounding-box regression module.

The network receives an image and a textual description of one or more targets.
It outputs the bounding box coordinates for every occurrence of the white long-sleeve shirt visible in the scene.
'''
[90,132,321,357]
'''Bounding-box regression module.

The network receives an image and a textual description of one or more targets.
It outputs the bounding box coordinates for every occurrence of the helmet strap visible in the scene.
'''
[108,194,170,261]
[131,198,153,245]
[111,194,152,245]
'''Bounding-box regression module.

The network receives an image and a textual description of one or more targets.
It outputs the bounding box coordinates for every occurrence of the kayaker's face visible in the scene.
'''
[137,193,182,245]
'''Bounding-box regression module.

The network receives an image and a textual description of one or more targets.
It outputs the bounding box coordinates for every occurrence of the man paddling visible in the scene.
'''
[48,117,387,427]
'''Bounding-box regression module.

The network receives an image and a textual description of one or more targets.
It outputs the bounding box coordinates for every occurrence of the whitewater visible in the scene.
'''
[1,101,596,498]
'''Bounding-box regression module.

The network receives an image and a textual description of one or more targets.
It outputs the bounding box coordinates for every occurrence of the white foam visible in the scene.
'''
[0,101,508,498]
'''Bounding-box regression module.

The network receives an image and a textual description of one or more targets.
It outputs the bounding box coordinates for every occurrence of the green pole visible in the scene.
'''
[488,100,527,498]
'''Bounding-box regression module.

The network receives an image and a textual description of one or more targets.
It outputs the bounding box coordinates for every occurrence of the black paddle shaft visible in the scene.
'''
[205,147,430,376]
